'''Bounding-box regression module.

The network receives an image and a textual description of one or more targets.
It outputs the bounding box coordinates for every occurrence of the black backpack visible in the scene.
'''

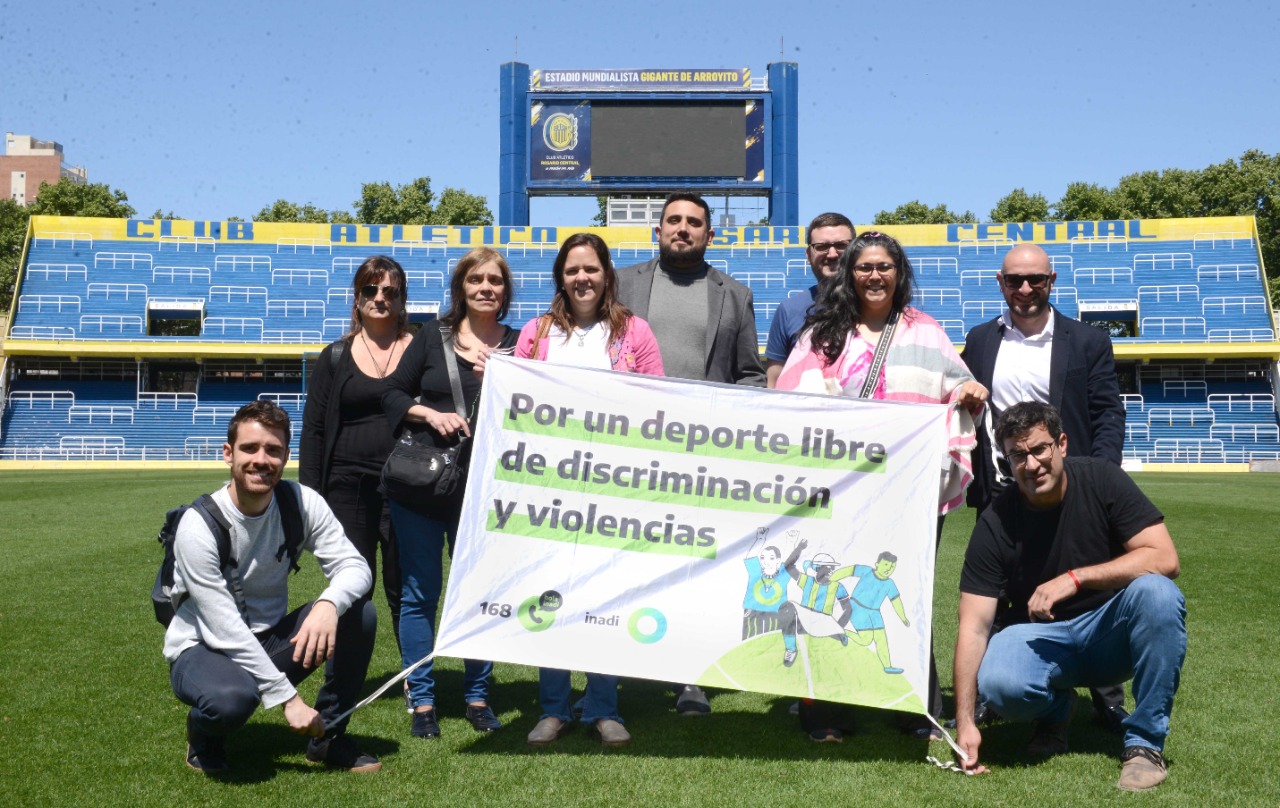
[152,482,306,627]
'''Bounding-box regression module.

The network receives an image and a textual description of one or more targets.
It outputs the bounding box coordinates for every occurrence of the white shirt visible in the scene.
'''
[990,310,1055,416]
[543,324,613,370]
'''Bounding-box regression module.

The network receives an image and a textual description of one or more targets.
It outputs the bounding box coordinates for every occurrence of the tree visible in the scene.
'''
[989,188,1050,222]
[0,198,32,309]
[1053,182,1121,221]
[353,177,434,225]
[2,179,135,308]
[432,187,493,225]
[1194,150,1280,298]
[27,178,135,218]
[150,209,185,220]
[873,200,977,225]
[351,177,490,226]
[593,196,608,226]
[1110,168,1200,219]
[253,199,352,223]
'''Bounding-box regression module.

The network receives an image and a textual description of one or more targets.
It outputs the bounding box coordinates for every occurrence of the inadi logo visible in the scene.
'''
[583,612,620,627]
[628,607,668,644]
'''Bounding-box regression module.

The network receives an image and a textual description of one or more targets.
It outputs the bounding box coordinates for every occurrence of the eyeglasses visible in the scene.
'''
[810,240,852,254]
[1001,273,1052,289]
[852,263,897,275]
[360,284,402,300]
[1005,441,1056,467]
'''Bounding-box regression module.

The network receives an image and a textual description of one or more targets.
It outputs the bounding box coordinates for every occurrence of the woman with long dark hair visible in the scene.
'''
[382,247,518,740]
[777,231,986,741]
[301,255,412,642]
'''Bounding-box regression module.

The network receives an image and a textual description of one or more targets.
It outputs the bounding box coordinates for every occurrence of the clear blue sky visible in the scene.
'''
[4,0,1277,226]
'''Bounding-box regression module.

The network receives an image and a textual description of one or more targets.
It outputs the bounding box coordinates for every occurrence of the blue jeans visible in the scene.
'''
[978,574,1186,751]
[539,668,622,724]
[389,500,492,708]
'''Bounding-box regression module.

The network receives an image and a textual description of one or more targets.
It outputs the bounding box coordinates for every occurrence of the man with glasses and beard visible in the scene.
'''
[764,212,855,388]
[615,192,765,715]
[953,402,1185,791]
[963,242,1129,732]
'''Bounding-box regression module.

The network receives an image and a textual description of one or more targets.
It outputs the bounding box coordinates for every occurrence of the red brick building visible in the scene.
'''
[2,132,87,205]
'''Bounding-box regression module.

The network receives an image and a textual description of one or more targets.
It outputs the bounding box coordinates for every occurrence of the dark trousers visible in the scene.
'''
[326,470,401,641]
[170,597,377,740]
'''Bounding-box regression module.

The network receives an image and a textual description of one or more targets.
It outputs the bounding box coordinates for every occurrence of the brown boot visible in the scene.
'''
[1117,746,1167,791]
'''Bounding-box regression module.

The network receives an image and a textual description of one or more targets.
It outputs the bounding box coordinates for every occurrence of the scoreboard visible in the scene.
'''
[499,62,798,226]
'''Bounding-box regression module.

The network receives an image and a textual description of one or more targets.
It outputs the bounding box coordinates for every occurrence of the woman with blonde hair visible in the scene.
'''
[382,247,518,739]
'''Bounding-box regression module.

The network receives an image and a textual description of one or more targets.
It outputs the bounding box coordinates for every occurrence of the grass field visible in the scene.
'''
[0,470,1275,807]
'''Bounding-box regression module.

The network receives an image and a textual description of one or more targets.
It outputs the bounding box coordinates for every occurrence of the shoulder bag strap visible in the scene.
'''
[857,310,900,400]
[439,324,468,420]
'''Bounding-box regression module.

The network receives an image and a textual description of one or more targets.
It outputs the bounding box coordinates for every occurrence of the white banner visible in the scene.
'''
[434,357,948,714]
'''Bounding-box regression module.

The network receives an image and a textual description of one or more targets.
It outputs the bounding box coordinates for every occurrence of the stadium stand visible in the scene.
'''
[3,214,1277,467]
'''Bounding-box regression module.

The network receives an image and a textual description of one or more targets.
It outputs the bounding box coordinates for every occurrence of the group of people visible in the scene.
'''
[161,193,1187,792]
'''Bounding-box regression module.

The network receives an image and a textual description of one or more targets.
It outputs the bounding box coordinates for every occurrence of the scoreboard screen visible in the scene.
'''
[504,62,798,225]
[590,102,746,178]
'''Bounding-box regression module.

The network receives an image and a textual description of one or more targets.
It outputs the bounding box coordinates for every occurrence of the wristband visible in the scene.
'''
[1067,569,1081,591]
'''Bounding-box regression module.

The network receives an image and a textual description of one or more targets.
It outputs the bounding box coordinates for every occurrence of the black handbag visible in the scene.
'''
[380,325,472,514]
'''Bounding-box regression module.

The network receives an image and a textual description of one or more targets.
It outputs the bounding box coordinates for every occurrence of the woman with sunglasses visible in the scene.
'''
[382,247,518,740]
[776,231,987,741]
[507,232,663,747]
[301,255,412,645]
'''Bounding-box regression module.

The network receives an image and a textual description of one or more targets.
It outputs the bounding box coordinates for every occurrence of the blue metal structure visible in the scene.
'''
[498,61,800,226]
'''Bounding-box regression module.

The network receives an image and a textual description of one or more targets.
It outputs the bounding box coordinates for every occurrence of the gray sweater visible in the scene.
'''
[162,481,371,708]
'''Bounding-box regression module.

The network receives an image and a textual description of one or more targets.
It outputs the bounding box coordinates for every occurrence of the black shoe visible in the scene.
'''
[808,727,844,743]
[466,704,502,733]
[973,702,1000,726]
[411,709,440,739]
[1096,704,1130,735]
[306,733,382,773]
[185,741,229,775]
[1027,690,1076,758]
[675,685,711,715]
[185,716,229,775]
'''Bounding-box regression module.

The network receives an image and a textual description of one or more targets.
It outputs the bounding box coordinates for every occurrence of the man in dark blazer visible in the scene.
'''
[615,193,765,717]
[963,241,1128,732]
[615,192,766,388]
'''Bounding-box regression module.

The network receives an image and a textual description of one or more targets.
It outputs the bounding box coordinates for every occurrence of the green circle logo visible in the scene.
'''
[627,607,668,644]
[517,592,560,632]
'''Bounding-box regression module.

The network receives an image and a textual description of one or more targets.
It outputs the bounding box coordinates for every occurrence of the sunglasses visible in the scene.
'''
[360,284,402,300]
[1001,273,1052,289]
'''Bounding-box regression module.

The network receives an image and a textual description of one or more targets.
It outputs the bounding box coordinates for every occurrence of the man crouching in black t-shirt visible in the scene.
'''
[953,401,1186,791]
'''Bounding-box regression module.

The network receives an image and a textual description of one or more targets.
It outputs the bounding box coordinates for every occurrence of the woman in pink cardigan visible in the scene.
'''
[776,230,986,742]
[515,232,663,749]
[514,232,663,375]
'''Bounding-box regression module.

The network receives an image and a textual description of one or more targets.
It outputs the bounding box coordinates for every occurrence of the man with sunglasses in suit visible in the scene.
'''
[953,402,1185,791]
[962,242,1129,733]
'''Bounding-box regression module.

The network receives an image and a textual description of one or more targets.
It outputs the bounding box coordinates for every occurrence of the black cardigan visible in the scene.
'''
[381,323,517,449]
[299,337,383,492]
